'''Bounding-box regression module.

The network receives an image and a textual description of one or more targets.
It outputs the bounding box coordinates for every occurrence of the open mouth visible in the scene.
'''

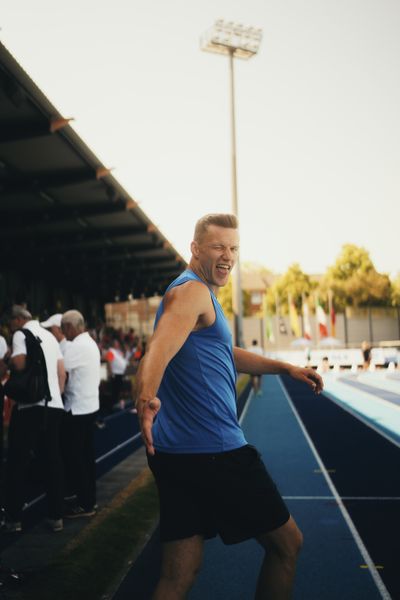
[216,264,231,274]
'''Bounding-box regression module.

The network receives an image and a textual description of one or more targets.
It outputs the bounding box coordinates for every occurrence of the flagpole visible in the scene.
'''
[314,292,320,346]
[275,292,280,348]
[328,289,333,337]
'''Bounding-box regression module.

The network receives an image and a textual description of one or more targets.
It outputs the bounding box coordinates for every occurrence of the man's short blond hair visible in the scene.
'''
[194,214,238,242]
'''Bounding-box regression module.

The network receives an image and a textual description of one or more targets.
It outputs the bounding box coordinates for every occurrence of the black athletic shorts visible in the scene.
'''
[148,444,290,545]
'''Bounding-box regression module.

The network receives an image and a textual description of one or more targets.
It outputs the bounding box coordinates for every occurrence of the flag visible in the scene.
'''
[316,299,329,338]
[288,294,301,337]
[262,294,275,343]
[328,290,336,338]
[302,296,312,340]
[265,314,275,342]
[275,293,287,335]
[330,306,336,338]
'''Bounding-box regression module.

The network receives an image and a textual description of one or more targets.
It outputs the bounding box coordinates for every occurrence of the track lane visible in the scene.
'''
[281,375,400,598]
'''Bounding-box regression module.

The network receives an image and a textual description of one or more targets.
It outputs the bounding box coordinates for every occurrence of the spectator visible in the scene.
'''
[361,341,372,370]
[105,338,127,408]
[61,310,100,518]
[247,339,264,395]
[4,305,66,533]
[318,356,331,373]
[40,314,66,349]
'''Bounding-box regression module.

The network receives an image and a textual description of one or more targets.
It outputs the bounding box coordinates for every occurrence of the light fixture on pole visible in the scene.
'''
[201,20,262,347]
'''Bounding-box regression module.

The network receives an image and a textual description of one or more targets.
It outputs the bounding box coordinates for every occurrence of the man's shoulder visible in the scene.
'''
[164,279,211,312]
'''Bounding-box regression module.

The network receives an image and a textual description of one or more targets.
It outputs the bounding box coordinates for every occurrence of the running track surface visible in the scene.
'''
[114,374,400,599]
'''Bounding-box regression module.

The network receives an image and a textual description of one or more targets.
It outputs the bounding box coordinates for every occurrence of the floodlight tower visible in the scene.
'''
[201,20,262,347]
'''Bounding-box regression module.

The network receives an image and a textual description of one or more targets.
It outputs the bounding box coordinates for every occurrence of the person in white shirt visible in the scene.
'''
[105,338,127,408]
[61,310,101,518]
[5,305,66,532]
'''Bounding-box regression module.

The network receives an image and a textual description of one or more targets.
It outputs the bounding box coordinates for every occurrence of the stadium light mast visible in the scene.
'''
[200,20,262,347]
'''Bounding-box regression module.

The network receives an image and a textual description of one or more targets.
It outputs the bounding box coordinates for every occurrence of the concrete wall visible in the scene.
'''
[241,307,400,350]
[104,299,400,351]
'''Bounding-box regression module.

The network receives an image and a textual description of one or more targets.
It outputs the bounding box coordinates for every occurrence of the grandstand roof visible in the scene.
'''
[0,41,186,309]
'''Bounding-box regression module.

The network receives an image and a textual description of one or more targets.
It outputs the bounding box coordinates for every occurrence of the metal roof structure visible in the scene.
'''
[0,41,186,315]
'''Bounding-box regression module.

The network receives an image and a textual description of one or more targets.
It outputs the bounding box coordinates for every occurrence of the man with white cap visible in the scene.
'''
[40,314,67,352]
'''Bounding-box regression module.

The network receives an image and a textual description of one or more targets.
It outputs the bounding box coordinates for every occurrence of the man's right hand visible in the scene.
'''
[137,397,161,455]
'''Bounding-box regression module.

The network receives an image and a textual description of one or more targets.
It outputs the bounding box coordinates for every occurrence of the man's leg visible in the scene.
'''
[152,535,204,600]
[255,516,303,600]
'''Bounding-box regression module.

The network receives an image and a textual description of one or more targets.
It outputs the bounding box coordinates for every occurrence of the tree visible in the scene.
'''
[218,277,252,317]
[265,263,315,314]
[319,244,391,310]
[391,273,400,307]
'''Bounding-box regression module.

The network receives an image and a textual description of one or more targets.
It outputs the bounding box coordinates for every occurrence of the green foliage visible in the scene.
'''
[265,263,315,314]
[218,277,252,317]
[391,273,400,307]
[320,244,392,310]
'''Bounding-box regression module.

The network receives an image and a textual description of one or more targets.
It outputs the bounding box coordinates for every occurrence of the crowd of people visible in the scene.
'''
[0,305,145,534]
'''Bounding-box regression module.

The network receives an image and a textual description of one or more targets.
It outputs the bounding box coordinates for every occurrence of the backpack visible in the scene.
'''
[4,328,52,406]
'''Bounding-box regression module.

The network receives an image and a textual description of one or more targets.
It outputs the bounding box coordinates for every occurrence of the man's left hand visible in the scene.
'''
[287,366,324,394]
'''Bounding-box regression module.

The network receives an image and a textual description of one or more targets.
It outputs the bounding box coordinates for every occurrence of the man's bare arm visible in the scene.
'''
[136,281,212,454]
[57,358,66,394]
[10,354,26,372]
[233,347,323,394]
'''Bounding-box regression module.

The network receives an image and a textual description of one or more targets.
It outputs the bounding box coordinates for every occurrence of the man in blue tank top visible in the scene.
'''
[136,214,323,599]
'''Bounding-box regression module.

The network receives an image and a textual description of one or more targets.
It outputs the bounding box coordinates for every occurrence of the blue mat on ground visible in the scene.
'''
[337,377,400,407]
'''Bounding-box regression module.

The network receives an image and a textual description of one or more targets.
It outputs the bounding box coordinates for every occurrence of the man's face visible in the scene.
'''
[192,225,239,290]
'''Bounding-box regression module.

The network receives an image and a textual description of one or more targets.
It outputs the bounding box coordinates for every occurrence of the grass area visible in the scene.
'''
[21,470,159,600]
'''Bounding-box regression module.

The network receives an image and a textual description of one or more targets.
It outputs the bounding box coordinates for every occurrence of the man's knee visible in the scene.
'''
[159,536,203,594]
[257,516,303,562]
[160,560,201,593]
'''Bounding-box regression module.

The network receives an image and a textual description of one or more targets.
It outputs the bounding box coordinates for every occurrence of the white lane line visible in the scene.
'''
[277,376,392,600]
[239,388,253,425]
[23,493,46,511]
[283,496,400,501]
[95,432,142,464]
[23,433,143,512]
[323,390,400,449]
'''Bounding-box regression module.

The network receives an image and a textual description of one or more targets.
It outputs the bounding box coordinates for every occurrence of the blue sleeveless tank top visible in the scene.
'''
[152,269,247,453]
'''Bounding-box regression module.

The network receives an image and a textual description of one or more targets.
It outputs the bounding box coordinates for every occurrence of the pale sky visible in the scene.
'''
[2,0,400,278]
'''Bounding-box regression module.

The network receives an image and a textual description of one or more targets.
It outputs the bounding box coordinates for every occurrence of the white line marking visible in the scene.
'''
[324,390,400,449]
[23,433,143,512]
[277,376,392,600]
[239,388,253,425]
[23,493,46,511]
[95,432,142,464]
[283,496,400,501]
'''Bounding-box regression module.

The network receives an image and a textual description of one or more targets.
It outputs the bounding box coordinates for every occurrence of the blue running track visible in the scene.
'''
[115,375,398,599]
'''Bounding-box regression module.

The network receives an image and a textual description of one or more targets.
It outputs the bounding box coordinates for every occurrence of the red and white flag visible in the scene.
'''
[316,300,329,338]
